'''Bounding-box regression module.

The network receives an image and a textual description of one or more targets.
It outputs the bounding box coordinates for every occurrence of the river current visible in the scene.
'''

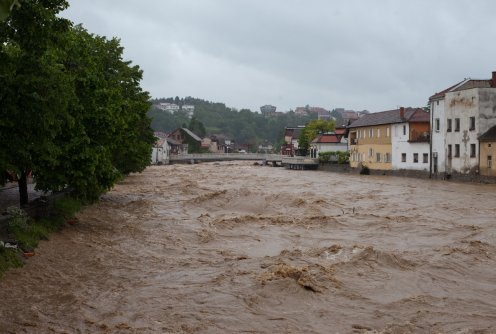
[1,162,495,333]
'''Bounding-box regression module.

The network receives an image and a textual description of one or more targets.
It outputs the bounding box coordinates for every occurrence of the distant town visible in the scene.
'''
[150,71,496,181]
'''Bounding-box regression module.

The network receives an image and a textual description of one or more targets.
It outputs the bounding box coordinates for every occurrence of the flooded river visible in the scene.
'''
[1,162,496,333]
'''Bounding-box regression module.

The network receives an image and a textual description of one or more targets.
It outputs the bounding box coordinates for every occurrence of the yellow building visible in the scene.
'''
[348,123,393,170]
[348,107,429,170]
[479,125,496,176]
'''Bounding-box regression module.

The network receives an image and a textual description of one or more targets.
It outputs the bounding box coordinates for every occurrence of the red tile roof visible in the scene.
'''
[312,133,343,144]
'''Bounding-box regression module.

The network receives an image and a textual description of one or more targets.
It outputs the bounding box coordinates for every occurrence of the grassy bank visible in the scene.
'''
[0,196,82,278]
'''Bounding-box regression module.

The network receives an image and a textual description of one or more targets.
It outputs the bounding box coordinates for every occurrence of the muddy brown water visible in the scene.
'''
[1,162,496,333]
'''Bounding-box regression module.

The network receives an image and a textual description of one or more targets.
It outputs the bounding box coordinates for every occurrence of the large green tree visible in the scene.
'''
[1,1,154,204]
[34,25,154,201]
[0,0,72,204]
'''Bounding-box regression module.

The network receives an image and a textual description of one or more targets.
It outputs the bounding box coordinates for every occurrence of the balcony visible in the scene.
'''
[350,138,358,145]
[409,131,430,143]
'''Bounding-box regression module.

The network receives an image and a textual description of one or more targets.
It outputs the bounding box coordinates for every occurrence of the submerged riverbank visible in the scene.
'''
[1,162,495,333]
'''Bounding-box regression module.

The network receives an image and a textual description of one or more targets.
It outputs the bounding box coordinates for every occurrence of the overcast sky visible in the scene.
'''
[61,1,496,113]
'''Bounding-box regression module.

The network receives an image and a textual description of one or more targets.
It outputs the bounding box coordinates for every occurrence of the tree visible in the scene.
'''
[34,25,154,201]
[188,117,206,137]
[298,119,336,154]
[0,0,72,204]
[1,2,154,204]
[0,0,20,21]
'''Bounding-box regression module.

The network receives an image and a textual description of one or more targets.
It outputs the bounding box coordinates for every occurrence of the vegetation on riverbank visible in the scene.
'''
[0,195,82,278]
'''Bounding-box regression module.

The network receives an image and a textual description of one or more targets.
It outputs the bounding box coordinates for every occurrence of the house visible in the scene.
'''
[168,128,202,154]
[281,126,304,156]
[348,107,429,171]
[478,125,496,176]
[151,137,170,165]
[429,71,496,176]
[311,130,348,155]
[391,108,430,171]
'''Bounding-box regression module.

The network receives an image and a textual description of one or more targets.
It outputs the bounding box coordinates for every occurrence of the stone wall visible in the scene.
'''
[318,162,496,184]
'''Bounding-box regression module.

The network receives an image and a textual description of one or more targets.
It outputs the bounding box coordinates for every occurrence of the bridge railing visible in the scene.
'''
[169,153,284,161]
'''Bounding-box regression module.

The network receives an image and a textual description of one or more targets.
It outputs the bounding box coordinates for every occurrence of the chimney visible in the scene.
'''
[492,71,496,87]
[399,107,405,120]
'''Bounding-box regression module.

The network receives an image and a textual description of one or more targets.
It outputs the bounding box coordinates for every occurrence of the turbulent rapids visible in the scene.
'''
[1,162,496,333]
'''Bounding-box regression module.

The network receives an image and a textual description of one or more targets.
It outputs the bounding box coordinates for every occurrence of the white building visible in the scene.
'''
[311,129,348,155]
[151,137,170,165]
[391,109,430,171]
[157,103,180,112]
[429,72,496,175]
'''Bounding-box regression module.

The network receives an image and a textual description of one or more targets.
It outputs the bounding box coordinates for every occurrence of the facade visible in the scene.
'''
[391,110,430,171]
[168,128,202,154]
[478,125,496,176]
[151,137,170,164]
[429,72,496,175]
[348,107,428,171]
[282,126,304,156]
[311,132,347,155]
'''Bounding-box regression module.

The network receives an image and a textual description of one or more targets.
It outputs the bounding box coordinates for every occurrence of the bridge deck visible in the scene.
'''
[169,153,319,169]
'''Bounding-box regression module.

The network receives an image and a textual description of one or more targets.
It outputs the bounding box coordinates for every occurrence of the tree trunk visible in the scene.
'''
[18,170,28,206]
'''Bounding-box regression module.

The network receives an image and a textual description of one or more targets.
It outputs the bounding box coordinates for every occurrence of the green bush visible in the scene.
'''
[54,196,82,218]
[0,248,23,277]
[318,151,350,164]
[0,195,83,277]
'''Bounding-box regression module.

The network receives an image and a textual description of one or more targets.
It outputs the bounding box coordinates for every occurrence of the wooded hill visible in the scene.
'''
[148,97,318,150]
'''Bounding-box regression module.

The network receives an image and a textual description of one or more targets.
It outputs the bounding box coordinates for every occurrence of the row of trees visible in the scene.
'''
[0,0,155,205]
[148,97,319,151]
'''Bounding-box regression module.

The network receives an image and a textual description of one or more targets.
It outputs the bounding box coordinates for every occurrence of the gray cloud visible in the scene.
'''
[62,0,496,112]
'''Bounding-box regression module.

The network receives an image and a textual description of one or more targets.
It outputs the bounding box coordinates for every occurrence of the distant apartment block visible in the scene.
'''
[157,102,180,112]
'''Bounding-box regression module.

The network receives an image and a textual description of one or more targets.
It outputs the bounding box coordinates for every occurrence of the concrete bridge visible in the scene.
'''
[169,153,319,169]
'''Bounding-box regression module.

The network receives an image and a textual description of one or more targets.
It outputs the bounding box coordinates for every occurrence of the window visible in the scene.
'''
[368,148,373,157]
[423,153,428,163]
[435,118,440,132]
[386,127,390,137]
[448,145,452,158]
[489,144,492,148]
[413,153,419,163]
[469,117,475,131]
[376,152,381,162]
[470,143,476,158]
[455,118,460,132]
[377,128,381,138]
[455,144,460,157]
[369,129,373,138]
[436,101,439,105]
[385,153,391,162]
[447,119,452,132]
[403,125,406,136]
[401,153,406,162]
[488,155,493,168]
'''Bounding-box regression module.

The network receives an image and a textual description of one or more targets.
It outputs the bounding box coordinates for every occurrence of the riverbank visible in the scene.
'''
[0,193,82,277]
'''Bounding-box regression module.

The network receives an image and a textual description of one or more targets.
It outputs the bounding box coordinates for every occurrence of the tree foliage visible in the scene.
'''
[0,1,154,204]
[298,119,336,153]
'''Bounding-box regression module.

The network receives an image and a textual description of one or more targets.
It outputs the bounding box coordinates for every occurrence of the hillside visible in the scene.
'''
[147,97,317,150]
